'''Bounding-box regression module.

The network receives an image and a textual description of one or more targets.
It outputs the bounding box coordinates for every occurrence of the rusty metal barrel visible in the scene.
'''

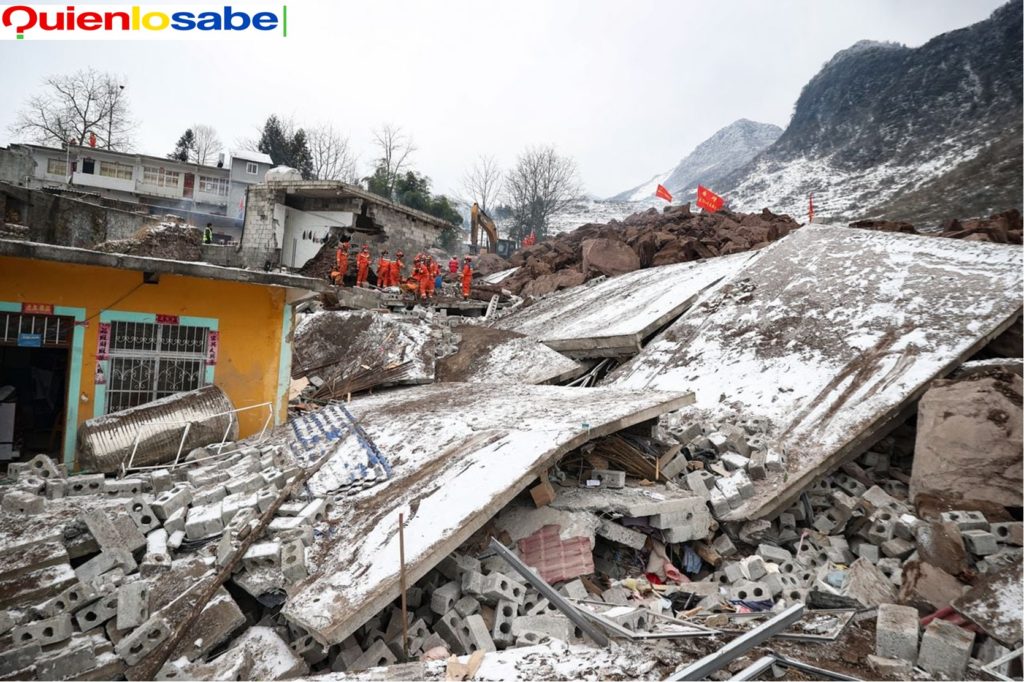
[78,385,238,473]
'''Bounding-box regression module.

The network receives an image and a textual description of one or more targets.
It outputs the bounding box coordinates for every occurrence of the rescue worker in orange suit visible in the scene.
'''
[355,245,371,287]
[461,256,473,299]
[377,249,391,287]
[448,256,459,274]
[394,251,405,286]
[414,256,431,301]
[332,240,350,286]
[424,256,438,299]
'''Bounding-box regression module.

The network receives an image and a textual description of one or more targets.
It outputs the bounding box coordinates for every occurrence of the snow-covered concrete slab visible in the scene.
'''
[491,254,754,358]
[606,224,1023,521]
[437,326,584,385]
[481,266,519,284]
[281,382,691,645]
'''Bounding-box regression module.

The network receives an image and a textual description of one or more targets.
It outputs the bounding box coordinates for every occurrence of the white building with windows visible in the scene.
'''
[0,143,274,239]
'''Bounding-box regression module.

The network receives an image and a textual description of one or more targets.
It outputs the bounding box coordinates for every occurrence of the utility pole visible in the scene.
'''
[107,84,124,149]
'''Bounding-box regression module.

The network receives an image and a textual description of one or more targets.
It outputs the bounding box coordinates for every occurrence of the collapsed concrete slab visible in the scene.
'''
[491,253,754,358]
[606,224,1023,520]
[951,561,1022,649]
[436,326,583,385]
[910,371,1022,507]
[281,382,690,646]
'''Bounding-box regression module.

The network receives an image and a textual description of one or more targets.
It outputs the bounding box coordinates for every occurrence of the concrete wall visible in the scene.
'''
[0,254,292,468]
[281,207,353,268]
[0,146,37,187]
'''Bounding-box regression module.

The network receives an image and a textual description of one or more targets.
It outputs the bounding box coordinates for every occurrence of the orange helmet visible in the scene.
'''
[396,250,404,257]
[362,244,369,251]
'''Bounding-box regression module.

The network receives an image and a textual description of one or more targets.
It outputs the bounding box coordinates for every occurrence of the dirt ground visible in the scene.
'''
[435,326,528,382]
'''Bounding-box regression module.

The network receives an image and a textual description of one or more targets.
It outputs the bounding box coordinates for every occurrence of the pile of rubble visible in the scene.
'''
[93,220,203,261]
[849,208,1023,243]
[499,205,800,297]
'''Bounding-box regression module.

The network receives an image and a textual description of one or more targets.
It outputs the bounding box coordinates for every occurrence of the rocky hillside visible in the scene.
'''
[722,1,1023,226]
[610,119,782,202]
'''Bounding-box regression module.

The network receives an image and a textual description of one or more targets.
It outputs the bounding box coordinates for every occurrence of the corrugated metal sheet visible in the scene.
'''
[78,385,238,473]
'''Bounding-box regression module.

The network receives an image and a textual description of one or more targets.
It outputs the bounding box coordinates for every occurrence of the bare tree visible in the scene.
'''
[11,68,134,150]
[503,145,582,241]
[460,155,503,213]
[191,124,223,165]
[307,123,359,182]
[369,124,416,197]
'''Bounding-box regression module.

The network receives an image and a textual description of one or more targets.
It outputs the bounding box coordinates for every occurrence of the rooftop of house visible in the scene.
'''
[229,149,274,165]
[0,238,332,293]
[10,143,271,175]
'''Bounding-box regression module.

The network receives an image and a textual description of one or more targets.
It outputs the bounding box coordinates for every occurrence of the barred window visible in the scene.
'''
[105,320,210,413]
[99,160,134,180]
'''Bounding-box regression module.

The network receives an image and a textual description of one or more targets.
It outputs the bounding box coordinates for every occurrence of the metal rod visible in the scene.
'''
[769,653,861,681]
[399,512,408,660]
[487,537,609,647]
[666,603,805,681]
[728,655,776,681]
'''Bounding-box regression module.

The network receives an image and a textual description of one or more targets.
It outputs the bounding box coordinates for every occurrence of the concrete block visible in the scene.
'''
[289,633,327,666]
[740,556,767,581]
[2,490,43,514]
[730,581,771,602]
[991,522,1023,546]
[13,613,72,646]
[881,537,915,559]
[602,585,630,605]
[44,581,98,617]
[225,472,262,495]
[102,479,144,498]
[433,610,467,655]
[712,533,737,557]
[150,485,192,520]
[242,541,281,571]
[732,470,755,498]
[589,469,625,488]
[116,581,150,631]
[438,553,482,580]
[723,562,745,584]
[940,510,988,531]
[0,644,41,676]
[918,619,975,680]
[850,538,880,563]
[661,452,689,480]
[491,599,517,648]
[875,604,919,663]
[192,484,227,506]
[124,497,159,535]
[460,613,496,653]
[761,571,784,596]
[962,529,999,555]
[185,503,224,540]
[764,448,785,473]
[597,519,647,549]
[46,478,67,499]
[685,470,716,499]
[74,593,119,631]
[75,549,136,584]
[256,487,277,513]
[37,639,97,680]
[708,488,730,516]
[453,596,480,618]
[720,452,749,471]
[350,639,397,671]
[167,530,185,551]
[431,581,462,616]
[221,492,258,523]
[65,474,105,496]
[866,655,913,676]
[281,540,307,583]
[481,573,523,605]
[511,614,573,642]
[558,579,588,601]
[715,476,743,509]
[757,544,791,563]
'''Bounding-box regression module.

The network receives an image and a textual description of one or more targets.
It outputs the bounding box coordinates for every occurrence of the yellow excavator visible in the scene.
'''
[470,202,498,254]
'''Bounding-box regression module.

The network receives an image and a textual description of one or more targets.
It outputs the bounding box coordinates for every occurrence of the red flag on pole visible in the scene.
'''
[696,185,724,213]
[655,184,673,202]
[808,193,815,223]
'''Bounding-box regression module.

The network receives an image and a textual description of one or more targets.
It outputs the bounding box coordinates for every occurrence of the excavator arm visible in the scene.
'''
[470,206,499,254]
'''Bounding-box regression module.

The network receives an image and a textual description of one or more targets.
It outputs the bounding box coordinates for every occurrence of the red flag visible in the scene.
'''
[696,184,724,213]
[808,193,815,223]
[655,184,673,202]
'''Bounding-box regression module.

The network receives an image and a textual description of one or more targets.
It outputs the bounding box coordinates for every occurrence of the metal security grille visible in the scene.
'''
[106,321,209,413]
[0,313,72,347]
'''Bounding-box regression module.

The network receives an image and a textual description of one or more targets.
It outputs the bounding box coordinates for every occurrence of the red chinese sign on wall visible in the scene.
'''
[156,314,180,325]
[96,322,111,360]
[206,330,219,366]
[21,302,54,315]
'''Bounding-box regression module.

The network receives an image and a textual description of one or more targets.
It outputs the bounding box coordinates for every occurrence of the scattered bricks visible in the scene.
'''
[717,452,748,472]
[940,510,988,531]
[242,541,282,571]
[597,520,647,550]
[460,614,496,653]
[185,503,224,540]
[13,613,73,646]
[0,610,15,635]
[511,615,573,643]
[712,533,737,558]
[715,477,743,509]
[277,501,306,517]
[24,453,64,480]
[186,467,230,488]
[739,519,773,546]
[75,549,136,583]
[761,571,784,596]
[740,556,767,581]
[747,449,767,480]
[685,470,716,499]
[850,538,880,563]
[162,506,187,536]
[861,485,899,510]
[602,586,630,605]
[74,593,119,631]
[150,486,192,521]
[757,544,792,564]
[962,530,999,556]
[894,514,921,541]
[732,470,755,498]
[406,586,424,608]
[150,469,172,493]
[431,581,462,615]
[289,633,328,666]
[723,562,745,584]
[991,522,1023,545]
[126,497,159,534]
[454,596,480,618]
[167,530,185,551]
[350,638,397,672]
[46,478,67,499]
[481,573,522,605]
[438,553,482,580]
[192,484,227,506]
[881,537,915,560]
[281,540,307,583]
[298,498,329,523]
[260,466,286,489]
[0,644,40,676]
[492,599,517,648]
[530,478,557,507]
[875,604,919,663]
[256,487,278,513]
[225,473,262,496]
[102,479,143,498]
[731,581,770,602]
[764,448,785,473]
[590,469,625,489]
[2,490,43,514]
[864,517,895,545]
[918,619,975,680]
[708,488,730,516]
[707,432,729,451]
[116,581,150,631]
[145,528,170,563]
[45,581,98,617]
[827,536,855,564]
[661,451,689,481]
[558,579,588,601]
[866,655,912,677]
[833,473,867,497]
[433,610,468,655]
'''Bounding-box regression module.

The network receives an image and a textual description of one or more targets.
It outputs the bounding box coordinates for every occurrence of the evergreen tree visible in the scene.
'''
[257,115,291,166]
[289,128,314,180]
[168,128,195,162]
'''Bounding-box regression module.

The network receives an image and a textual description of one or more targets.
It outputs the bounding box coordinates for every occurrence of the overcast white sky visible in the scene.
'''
[0,0,1008,198]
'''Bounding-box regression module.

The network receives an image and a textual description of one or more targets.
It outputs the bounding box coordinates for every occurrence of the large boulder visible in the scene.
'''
[910,371,1023,507]
[472,253,510,277]
[520,268,586,298]
[580,238,640,278]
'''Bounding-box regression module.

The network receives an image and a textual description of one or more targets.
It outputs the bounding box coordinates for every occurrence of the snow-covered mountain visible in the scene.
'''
[721,1,1023,226]
[610,119,782,202]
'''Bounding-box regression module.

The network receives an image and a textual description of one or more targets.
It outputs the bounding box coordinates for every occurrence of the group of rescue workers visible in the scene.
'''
[331,239,474,301]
